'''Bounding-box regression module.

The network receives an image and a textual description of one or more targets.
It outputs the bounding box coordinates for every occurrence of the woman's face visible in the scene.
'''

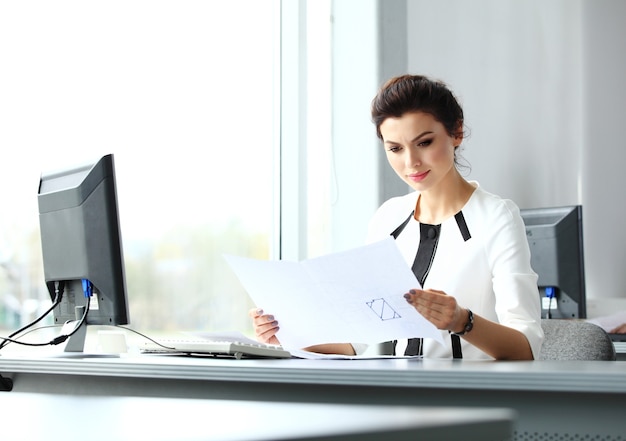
[379,111,461,192]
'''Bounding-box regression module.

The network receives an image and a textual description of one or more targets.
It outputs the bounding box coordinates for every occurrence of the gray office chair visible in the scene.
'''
[538,319,616,361]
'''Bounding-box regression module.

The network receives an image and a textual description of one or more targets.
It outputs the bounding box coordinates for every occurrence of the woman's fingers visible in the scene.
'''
[248,308,280,344]
[248,307,261,318]
[404,289,461,330]
[405,289,454,313]
[610,323,626,334]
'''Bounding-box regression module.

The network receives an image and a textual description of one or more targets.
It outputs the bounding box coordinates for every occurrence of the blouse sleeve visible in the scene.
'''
[487,199,544,359]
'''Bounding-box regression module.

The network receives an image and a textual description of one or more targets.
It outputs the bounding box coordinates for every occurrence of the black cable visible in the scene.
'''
[49,294,91,346]
[0,282,91,350]
[546,294,555,319]
[114,325,177,351]
[0,281,65,351]
[5,324,59,338]
[547,296,553,319]
[0,325,60,347]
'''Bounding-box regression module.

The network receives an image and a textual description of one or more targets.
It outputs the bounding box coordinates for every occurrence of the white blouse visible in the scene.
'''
[365,182,544,359]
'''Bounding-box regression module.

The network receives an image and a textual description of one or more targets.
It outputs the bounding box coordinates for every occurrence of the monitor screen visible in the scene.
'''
[38,154,129,351]
[520,205,586,319]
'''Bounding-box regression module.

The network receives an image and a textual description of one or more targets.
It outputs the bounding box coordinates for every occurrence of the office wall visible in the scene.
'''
[581,0,626,310]
[403,0,626,308]
[329,1,626,311]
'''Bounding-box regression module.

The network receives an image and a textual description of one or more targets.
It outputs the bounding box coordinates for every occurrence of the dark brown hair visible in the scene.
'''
[371,74,465,140]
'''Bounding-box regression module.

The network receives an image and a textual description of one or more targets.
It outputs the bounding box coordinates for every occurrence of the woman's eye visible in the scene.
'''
[417,139,432,147]
[387,146,401,153]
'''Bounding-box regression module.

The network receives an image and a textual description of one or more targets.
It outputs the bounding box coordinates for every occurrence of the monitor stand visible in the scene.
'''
[53,306,120,359]
[60,306,88,353]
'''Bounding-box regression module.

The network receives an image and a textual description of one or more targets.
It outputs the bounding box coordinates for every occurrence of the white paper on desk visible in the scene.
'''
[288,348,422,360]
[224,237,443,350]
[587,311,626,332]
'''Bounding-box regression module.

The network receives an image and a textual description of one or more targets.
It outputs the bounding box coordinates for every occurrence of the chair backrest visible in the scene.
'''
[539,319,616,361]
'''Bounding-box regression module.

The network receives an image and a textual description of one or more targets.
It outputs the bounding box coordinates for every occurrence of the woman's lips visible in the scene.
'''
[408,170,429,182]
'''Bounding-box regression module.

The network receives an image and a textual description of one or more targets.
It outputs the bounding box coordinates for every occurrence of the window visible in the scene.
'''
[306,0,333,258]
[279,0,332,261]
[0,1,282,339]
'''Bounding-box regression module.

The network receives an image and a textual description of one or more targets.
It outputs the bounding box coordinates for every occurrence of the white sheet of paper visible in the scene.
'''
[224,237,443,350]
[287,348,423,360]
[587,311,626,332]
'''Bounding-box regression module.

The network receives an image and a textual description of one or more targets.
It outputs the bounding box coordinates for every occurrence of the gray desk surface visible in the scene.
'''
[614,341,626,360]
[2,353,626,393]
[3,392,515,441]
[2,353,626,440]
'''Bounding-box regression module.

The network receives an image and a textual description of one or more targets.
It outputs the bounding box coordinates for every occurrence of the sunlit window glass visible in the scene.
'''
[306,0,332,258]
[0,1,277,339]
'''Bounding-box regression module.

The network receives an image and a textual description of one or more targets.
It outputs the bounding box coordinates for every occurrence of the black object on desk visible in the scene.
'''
[0,373,13,391]
[609,333,626,342]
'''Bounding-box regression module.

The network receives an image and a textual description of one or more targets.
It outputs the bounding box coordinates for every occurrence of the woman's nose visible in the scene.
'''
[406,147,421,167]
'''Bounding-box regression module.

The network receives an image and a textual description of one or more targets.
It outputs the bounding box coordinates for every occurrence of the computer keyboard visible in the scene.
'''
[141,338,292,359]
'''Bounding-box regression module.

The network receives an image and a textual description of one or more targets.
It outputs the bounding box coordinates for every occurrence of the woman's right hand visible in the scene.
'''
[610,323,626,334]
[248,308,281,345]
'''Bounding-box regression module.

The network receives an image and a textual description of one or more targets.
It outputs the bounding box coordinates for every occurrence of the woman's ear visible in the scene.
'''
[453,120,464,145]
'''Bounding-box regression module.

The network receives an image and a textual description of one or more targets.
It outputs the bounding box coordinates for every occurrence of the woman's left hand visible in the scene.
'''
[403,288,467,333]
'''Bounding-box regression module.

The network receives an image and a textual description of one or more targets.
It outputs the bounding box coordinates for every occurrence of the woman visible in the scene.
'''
[250,74,543,360]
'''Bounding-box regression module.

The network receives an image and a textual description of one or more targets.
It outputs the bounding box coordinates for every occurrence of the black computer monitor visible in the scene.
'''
[520,205,586,319]
[38,154,129,352]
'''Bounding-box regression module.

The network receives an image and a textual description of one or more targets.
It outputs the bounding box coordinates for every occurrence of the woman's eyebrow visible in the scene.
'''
[383,130,434,145]
[411,131,434,143]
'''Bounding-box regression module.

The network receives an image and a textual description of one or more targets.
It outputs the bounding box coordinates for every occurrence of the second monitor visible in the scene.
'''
[520,205,586,319]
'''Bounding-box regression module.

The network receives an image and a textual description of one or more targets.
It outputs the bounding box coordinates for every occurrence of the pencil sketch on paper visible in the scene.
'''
[366,298,401,321]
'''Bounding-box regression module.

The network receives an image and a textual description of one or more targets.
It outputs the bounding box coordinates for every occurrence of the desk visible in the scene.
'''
[614,341,626,360]
[1,392,515,441]
[2,354,626,440]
